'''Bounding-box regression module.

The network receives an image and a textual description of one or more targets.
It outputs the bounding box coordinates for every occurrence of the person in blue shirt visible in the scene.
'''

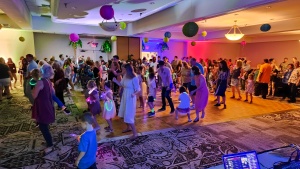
[25,54,38,104]
[189,58,204,109]
[280,63,293,101]
[75,112,98,169]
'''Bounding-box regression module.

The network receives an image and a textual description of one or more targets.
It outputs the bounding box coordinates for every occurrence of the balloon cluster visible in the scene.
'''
[163,31,171,43]
[156,42,169,52]
[69,33,82,49]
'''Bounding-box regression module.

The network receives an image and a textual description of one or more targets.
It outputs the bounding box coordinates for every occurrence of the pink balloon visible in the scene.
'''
[100,5,114,20]
[69,33,79,42]
[241,41,246,46]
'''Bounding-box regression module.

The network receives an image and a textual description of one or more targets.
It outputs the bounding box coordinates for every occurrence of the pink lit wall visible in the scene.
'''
[243,40,300,66]
[142,40,187,60]
[187,42,241,61]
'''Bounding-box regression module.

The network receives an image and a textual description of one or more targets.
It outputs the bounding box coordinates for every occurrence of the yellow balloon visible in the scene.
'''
[19,37,25,42]
[201,31,207,37]
[144,37,149,43]
[111,36,117,41]
[119,22,127,30]
[163,37,169,43]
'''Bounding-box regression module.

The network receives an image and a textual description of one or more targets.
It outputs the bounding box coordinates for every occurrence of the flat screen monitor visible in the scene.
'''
[223,151,260,169]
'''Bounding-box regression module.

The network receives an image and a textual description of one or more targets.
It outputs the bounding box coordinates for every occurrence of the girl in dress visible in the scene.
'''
[214,60,229,109]
[175,86,191,122]
[245,74,255,104]
[190,66,209,122]
[102,81,116,132]
[86,80,101,133]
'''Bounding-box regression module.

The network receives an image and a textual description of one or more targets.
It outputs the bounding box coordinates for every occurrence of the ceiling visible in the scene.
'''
[47,0,182,26]
[0,9,4,14]
[24,0,51,17]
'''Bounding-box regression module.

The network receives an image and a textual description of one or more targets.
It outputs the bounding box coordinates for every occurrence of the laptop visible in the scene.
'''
[223,151,261,169]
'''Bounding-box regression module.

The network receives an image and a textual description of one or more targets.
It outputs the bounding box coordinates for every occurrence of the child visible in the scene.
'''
[175,87,191,122]
[86,80,101,133]
[137,66,145,111]
[245,73,254,104]
[101,81,116,132]
[75,112,98,169]
[147,73,157,117]
[30,69,71,115]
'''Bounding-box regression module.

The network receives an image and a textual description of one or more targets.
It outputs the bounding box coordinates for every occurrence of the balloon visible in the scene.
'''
[100,5,114,20]
[144,37,149,43]
[182,22,199,37]
[163,37,169,43]
[260,24,271,32]
[241,41,246,46]
[19,37,25,42]
[111,36,117,41]
[69,33,80,42]
[191,41,196,46]
[201,31,207,37]
[119,22,127,30]
[164,32,171,38]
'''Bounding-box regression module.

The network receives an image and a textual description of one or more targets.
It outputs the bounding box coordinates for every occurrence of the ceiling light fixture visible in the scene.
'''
[225,20,244,41]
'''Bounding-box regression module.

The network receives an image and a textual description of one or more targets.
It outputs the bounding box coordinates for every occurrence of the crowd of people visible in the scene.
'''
[1,53,300,169]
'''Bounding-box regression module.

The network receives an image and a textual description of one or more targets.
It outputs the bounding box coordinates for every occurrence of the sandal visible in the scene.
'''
[122,129,132,133]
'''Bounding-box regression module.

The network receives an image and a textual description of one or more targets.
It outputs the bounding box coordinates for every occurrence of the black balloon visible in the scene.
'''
[260,24,271,32]
[182,22,199,37]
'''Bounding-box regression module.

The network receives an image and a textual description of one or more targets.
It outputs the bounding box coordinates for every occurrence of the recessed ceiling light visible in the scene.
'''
[270,18,274,20]
[234,14,238,16]
[150,2,155,4]
[266,6,271,9]
[128,14,132,15]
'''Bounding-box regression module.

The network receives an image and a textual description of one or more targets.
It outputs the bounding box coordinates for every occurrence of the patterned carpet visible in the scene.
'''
[0,89,300,168]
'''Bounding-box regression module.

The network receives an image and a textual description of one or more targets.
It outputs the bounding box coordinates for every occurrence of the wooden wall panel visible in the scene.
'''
[116,36,129,60]
[128,37,140,60]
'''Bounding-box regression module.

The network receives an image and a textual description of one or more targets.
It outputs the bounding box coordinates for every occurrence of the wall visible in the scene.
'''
[142,40,187,61]
[116,37,140,61]
[0,29,35,67]
[244,40,300,66]
[34,33,113,62]
[187,42,240,61]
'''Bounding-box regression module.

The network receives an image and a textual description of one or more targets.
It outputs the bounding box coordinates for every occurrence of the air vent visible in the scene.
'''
[0,23,11,28]
[41,15,51,18]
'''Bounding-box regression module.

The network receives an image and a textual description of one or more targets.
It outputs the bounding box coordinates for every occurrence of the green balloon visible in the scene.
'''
[119,22,127,30]
[182,22,199,37]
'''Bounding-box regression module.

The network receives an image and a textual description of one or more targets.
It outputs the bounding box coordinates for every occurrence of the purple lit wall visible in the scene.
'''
[142,40,187,61]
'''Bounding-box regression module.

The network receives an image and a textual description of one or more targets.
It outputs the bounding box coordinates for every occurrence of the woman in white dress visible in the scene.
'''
[113,63,140,139]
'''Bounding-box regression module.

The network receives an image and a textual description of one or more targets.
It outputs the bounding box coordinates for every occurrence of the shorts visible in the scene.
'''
[0,78,11,87]
[176,107,190,113]
[189,85,197,95]
[147,96,154,102]
[230,78,239,87]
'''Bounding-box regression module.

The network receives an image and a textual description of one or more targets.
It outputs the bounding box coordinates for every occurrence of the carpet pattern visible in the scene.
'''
[1,89,300,168]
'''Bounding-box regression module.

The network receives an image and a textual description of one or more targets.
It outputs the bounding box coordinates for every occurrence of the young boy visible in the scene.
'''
[75,112,98,169]
[147,73,157,117]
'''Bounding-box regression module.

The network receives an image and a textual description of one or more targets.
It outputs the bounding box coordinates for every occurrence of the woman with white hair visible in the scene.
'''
[32,63,55,154]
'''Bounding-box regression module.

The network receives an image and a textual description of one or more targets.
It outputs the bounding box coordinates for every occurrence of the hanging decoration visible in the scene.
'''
[19,37,25,42]
[119,22,127,30]
[182,22,199,37]
[241,41,247,46]
[87,41,98,48]
[260,24,271,32]
[156,42,169,52]
[144,37,149,43]
[191,41,196,46]
[101,40,112,53]
[69,39,82,49]
[69,33,80,42]
[142,40,145,50]
[164,32,171,38]
[111,36,117,41]
[225,20,244,41]
[163,37,169,43]
[99,22,119,32]
[100,5,114,20]
[201,31,207,37]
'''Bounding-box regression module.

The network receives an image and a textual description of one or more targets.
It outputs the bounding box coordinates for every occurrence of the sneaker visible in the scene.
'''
[63,108,71,115]
[189,105,195,110]
[148,112,155,117]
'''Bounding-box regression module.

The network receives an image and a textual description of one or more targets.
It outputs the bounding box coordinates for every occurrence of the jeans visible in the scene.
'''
[289,83,297,102]
[281,83,290,99]
[39,123,53,147]
[161,87,175,112]
[52,95,64,108]
[258,83,268,99]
